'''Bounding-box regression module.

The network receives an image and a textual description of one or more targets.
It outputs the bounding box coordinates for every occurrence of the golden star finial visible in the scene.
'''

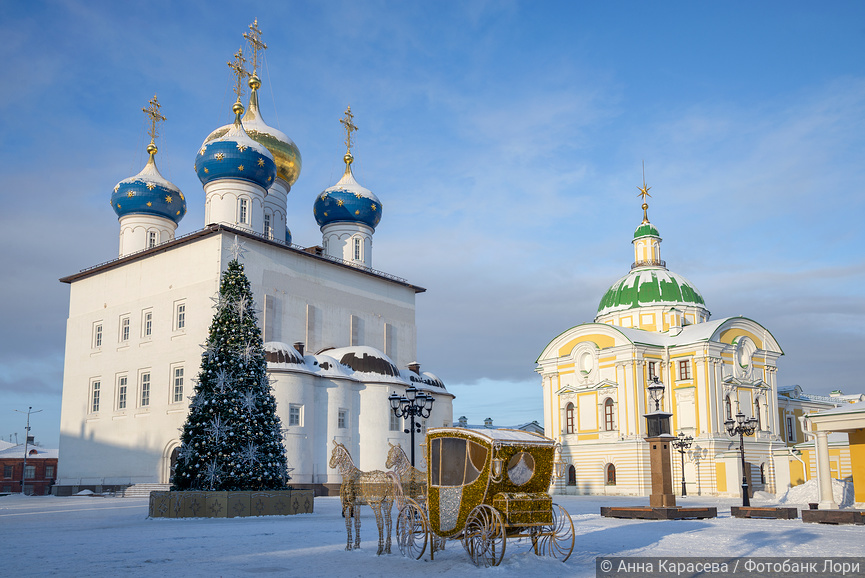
[142,95,166,154]
[637,161,652,224]
[243,19,267,76]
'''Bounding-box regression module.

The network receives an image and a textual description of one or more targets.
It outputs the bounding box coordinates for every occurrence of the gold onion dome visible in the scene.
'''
[203,74,301,187]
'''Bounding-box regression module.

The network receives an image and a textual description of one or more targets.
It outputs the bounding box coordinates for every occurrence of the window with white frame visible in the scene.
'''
[338,409,348,429]
[175,302,186,331]
[148,230,158,248]
[239,198,249,225]
[24,465,35,480]
[173,367,184,403]
[120,316,130,343]
[117,376,127,410]
[45,465,54,479]
[604,398,615,431]
[93,322,103,349]
[353,237,362,261]
[90,380,101,413]
[142,310,152,338]
[678,359,691,380]
[648,361,657,381]
[786,416,796,442]
[289,404,302,427]
[389,411,400,432]
[140,372,151,407]
[264,212,272,239]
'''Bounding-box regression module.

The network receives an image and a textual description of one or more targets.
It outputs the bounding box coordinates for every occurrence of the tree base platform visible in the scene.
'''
[731,506,798,519]
[148,489,314,518]
[600,506,717,520]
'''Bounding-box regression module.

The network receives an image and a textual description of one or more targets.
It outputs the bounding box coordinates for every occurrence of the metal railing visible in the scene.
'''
[630,259,666,270]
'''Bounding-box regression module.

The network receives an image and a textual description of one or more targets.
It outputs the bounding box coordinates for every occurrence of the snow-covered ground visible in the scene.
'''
[1,493,862,577]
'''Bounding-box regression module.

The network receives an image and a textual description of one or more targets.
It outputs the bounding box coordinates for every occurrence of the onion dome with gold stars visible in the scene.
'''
[111,142,187,225]
[313,152,382,231]
[195,101,277,190]
[203,74,301,187]
[285,226,292,245]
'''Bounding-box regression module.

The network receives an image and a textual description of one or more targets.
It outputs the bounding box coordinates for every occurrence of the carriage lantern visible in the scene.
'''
[645,376,671,438]
[389,385,435,467]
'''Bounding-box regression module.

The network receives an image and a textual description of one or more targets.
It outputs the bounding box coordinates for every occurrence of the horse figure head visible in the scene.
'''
[385,442,404,470]
[330,440,352,473]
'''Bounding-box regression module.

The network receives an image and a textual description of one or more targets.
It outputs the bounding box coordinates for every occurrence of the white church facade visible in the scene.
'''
[537,187,788,498]
[56,26,452,495]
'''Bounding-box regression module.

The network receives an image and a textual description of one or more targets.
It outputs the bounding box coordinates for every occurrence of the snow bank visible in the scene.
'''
[777,478,855,507]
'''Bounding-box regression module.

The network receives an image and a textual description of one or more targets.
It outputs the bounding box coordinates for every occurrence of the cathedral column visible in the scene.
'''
[816,431,837,509]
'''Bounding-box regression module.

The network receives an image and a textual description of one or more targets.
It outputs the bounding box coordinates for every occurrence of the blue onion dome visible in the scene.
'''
[285,226,292,245]
[202,74,301,187]
[111,142,187,224]
[313,153,382,230]
[195,101,277,189]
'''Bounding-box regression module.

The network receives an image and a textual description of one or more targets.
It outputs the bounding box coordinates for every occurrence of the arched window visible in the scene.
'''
[353,237,362,261]
[238,198,249,225]
[565,403,575,434]
[725,396,732,421]
[754,398,762,431]
[759,463,766,485]
[567,465,576,486]
[148,230,158,248]
[264,212,273,239]
[604,398,615,431]
[605,463,616,486]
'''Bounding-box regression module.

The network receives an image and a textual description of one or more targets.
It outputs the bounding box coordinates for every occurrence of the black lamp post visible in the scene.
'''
[671,432,693,496]
[388,385,434,467]
[725,406,758,507]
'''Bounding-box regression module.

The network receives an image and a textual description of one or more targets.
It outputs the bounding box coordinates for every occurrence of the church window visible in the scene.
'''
[754,398,762,431]
[338,409,348,429]
[117,376,127,410]
[93,323,103,349]
[90,380,101,413]
[173,367,184,403]
[725,396,733,421]
[786,416,796,442]
[678,360,691,380]
[148,230,157,248]
[760,463,766,485]
[604,398,615,431]
[567,465,576,486]
[289,404,302,427]
[389,411,400,432]
[353,237,362,261]
[264,212,272,239]
[143,310,152,338]
[120,316,130,343]
[565,403,575,434]
[239,198,249,225]
[140,373,151,407]
[648,362,657,381]
[605,463,616,486]
[175,302,186,331]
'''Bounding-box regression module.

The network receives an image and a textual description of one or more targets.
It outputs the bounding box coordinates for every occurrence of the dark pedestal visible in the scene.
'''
[600,506,717,520]
[802,509,865,525]
[646,436,676,508]
[731,506,798,519]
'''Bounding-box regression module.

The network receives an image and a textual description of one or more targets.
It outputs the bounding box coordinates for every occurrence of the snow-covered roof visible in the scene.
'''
[0,440,14,451]
[813,400,865,417]
[0,446,59,459]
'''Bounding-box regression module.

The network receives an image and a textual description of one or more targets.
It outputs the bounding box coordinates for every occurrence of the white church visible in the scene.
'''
[55,26,453,495]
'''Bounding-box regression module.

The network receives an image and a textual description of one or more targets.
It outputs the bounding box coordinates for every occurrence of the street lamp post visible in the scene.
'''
[725,406,758,507]
[14,406,42,495]
[671,432,693,497]
[388,385,434,468]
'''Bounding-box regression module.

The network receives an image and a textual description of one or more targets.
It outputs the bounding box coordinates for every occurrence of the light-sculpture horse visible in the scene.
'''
[329,440,394,555]
[386,442,445,554]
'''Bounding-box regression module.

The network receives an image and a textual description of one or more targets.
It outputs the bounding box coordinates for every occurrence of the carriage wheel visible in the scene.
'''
[396,498,428,560]
[532,504,575,562]
[462,504,506,567]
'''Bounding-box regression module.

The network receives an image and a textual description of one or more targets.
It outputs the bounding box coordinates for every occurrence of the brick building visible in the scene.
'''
[0,444,59,495]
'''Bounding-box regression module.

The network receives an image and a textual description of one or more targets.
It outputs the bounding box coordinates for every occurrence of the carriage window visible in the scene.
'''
[430,437,487,487]
[507,452,535,486]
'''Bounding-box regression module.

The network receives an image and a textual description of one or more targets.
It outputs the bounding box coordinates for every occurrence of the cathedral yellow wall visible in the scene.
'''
[789,456,807,486]
[715,462,727,492]
[718,328,764,349]
[558,334,615,357]
[848,428,865,503]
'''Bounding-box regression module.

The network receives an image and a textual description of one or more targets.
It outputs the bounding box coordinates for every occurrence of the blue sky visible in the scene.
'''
[1,1,864,446]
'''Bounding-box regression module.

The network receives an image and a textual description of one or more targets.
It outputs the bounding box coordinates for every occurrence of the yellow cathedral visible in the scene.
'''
[537,183,786,497]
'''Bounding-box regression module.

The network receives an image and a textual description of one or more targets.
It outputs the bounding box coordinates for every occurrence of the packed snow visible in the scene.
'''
[1,493,863,577]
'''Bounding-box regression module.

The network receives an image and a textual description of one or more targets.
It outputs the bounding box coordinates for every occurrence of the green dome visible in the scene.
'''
[633,222,660,239]
[597,267,705,316]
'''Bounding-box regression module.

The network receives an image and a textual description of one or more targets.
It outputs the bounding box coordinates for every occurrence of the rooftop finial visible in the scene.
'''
[142,94,165,156]
[340,105,358,170]
[637,160,652,224]
[227,47,249,111]
[243,18,267,76]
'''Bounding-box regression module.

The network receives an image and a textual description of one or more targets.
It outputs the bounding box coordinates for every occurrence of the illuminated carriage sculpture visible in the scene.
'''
[394,428,575,567]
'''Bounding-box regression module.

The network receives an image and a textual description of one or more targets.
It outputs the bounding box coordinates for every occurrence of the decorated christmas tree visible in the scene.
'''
[172,239,289,491]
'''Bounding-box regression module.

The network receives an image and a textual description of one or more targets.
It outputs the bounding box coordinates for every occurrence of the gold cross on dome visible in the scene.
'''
[142,95,166,144]
[243,19,267,75]
[340,106,358,154]
[227,47,249,102]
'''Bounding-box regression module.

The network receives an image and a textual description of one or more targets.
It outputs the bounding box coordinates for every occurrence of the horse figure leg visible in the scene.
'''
[343,500,353,551]
[353,501,362,550]
[384,494,393,554]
